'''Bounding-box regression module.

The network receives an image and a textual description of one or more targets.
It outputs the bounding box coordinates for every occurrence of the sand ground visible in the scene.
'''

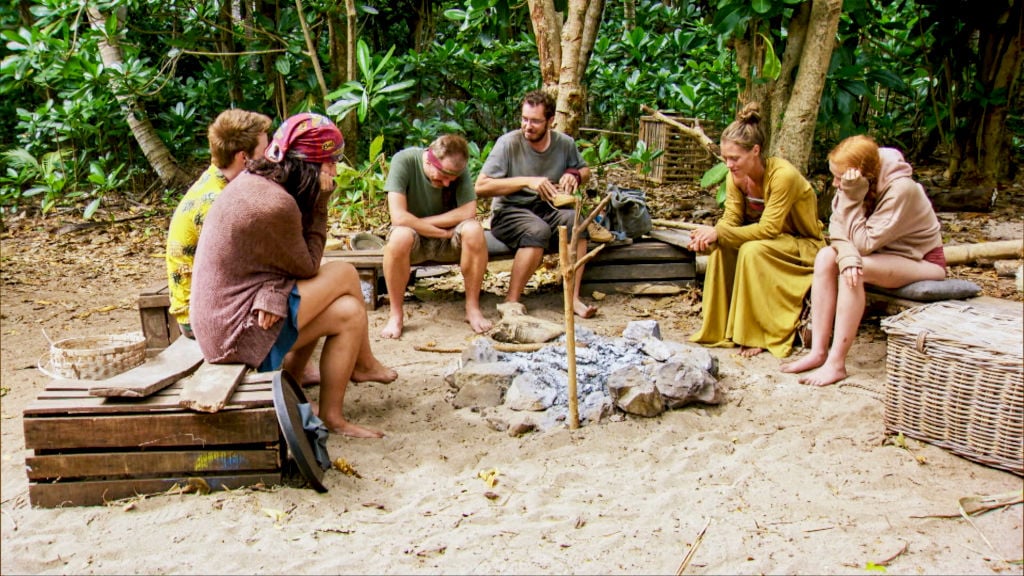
[2,244,1022,575]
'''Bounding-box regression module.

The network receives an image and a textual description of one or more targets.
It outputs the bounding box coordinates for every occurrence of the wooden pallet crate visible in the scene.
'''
[638,115,717,185]
[23,375,282,507]
[581,238,696,294]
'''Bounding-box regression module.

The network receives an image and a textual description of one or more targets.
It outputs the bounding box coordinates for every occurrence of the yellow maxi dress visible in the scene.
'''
[690,157,824,358]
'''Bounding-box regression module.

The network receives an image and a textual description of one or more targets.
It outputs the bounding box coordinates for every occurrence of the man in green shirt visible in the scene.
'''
[380,134,492,339]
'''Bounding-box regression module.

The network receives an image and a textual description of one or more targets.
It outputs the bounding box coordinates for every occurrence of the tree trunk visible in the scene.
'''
[949,1,1022,187]
[529,0,604,137]
[769,0,842,173]
[527,0,562,89]
[86,7,189,190]
[767,2,811,144]
[339,0,359,163]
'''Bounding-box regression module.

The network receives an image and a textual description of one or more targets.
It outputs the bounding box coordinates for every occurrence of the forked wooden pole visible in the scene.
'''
[558,226,579,429]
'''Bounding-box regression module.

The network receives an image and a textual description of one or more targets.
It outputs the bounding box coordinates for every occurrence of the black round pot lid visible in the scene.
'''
[272,370,328,493]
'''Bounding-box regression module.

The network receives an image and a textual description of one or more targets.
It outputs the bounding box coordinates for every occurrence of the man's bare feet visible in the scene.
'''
[351,361,398,384]
[798,363,848,387]
[322,418,385,438]
[380,315,403,339]
[573,298,598,319]
[738,346,764,358]
[466,308,493,334]
[781,352,826,374]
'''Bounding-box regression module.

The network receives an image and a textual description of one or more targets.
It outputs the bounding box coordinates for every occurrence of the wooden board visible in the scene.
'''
[28,473,282,508]
[27,381,273,414]
[177,362,248,413]
[137,280,179,351]
[86,336,204,398]
[26,448,281,481]
[24,408,279,451]
[582,262,695,282]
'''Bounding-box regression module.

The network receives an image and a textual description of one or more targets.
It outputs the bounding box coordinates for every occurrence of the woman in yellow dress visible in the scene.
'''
[688,103,825,358]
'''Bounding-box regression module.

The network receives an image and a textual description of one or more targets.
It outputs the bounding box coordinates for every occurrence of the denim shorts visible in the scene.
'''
[258,284,301,372]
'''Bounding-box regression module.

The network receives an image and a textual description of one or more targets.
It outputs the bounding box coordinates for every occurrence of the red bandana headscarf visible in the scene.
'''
[265,113,344,164]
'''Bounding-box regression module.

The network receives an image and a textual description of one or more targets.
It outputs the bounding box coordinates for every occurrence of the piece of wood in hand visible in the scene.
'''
[86,337,204,398]
[178,362,248,413]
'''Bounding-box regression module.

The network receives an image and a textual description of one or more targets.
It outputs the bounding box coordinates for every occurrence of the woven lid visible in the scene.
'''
[881,301,1023,362]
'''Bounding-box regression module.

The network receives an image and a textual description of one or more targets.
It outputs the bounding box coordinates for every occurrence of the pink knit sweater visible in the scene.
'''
[190,172,327,367]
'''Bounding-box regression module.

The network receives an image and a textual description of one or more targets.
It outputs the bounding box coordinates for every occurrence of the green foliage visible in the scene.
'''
[1,148,70,213]
[626,140,664,177]
[587,1,739,133]
[331,134,389,230]
[1,0,1012,217]
[579,136,626,182]
[700,162,730,207]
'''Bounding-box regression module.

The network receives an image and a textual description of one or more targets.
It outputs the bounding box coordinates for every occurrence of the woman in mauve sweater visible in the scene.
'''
[191,113,396,438]
[781,134,945,386]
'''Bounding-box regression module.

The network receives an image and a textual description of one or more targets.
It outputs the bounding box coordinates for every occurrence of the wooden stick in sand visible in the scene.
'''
[559,193,614,429]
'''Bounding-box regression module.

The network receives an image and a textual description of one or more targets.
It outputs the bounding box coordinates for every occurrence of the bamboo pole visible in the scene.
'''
[652,218,702,231]
[944,240,1022,265]
[559,226,579,429]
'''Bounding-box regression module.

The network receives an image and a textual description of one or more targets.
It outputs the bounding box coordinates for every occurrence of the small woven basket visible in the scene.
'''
[880,301,1023,475]
[39,332,147,380]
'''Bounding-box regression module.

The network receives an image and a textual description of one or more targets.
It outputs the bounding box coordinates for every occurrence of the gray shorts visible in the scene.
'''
[386,220,471,264]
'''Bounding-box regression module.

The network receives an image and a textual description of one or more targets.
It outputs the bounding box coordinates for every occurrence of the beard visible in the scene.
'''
[523,125,548,143]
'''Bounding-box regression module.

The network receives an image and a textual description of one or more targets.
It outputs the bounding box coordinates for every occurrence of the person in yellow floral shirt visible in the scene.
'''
[165,109,272,339]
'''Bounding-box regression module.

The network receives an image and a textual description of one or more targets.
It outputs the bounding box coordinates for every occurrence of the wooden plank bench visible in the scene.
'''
[23,371,281,508]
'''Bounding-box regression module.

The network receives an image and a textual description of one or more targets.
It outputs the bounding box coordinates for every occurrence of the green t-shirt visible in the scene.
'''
[384,147,475,217]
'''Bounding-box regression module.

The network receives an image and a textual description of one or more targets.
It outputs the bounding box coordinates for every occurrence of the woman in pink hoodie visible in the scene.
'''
[781,135,946,386]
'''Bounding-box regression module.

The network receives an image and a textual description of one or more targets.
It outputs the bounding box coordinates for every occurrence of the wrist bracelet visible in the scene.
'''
[565,168,582,184]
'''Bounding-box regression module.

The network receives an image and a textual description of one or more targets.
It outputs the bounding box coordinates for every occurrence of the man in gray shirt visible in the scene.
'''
[475,90,601,318]
[381,134,492,338]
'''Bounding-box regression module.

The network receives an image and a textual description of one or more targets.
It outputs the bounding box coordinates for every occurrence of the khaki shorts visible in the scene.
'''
[386,220,471,264]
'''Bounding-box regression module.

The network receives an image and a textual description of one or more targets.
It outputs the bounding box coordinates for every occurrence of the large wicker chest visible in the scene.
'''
[880,300,1023,475]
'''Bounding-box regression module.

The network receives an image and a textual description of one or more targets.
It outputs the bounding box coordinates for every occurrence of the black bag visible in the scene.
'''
[605,184,653,239]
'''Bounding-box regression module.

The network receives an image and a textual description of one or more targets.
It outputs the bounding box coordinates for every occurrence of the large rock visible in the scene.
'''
[462,337,499,365]
[622,320,661,341]
[450,362,519,409]
[506,372,557,411]
[654,359,722,408]
[606,365,665,417]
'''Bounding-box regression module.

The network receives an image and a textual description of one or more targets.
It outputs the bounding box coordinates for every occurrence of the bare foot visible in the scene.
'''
[300,364,321,388]
[351,361,398,384]
[380,315,403,339]
[322,418,385,438]
[798,363,848,387]
[781,351,826,374]
[739,346,764,358]
[573,298,598,319]
[466,308,493,334]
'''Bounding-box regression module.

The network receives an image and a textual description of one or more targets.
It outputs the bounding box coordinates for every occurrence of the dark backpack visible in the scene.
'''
[605,184,653,239]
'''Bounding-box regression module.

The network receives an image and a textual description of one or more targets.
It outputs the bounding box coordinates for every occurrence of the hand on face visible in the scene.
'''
[319,162,337,194]
[840,167,862,191]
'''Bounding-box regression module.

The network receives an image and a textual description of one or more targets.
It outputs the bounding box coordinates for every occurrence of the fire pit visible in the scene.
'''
[445,320,724,434]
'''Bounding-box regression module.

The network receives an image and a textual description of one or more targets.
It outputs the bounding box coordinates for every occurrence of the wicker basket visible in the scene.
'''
[880,301,1023,475]
[40,332,147,380]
